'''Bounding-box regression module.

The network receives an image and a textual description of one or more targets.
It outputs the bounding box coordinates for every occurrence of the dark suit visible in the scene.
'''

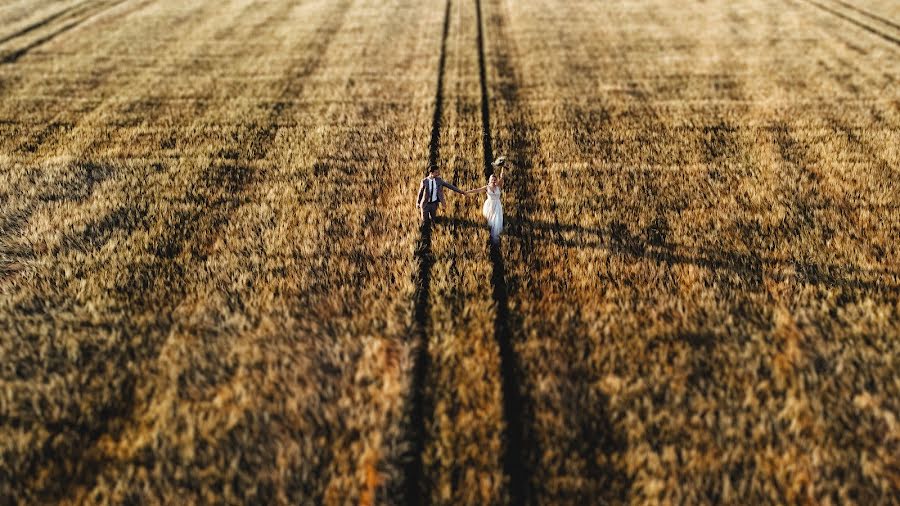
[417,176,464,221]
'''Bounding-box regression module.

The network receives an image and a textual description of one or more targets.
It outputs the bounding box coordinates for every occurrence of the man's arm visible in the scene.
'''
[441,180,466,195]
[416,180,425,207]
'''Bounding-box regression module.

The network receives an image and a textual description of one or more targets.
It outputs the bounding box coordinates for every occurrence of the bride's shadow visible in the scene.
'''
[440,215,899,294]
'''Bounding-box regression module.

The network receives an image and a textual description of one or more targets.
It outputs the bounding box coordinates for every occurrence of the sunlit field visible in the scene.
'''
[1,0,898,504]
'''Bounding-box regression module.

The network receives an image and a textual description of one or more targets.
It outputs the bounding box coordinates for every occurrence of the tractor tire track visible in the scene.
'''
[0,1,91,46]
[406,0,451,504]
[792,0,900,47]
[0,0,135,64]
[475,0,529,503]
[827,0,900,32]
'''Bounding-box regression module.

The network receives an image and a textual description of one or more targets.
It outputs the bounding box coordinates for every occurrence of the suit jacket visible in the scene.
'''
[417,176,464,206]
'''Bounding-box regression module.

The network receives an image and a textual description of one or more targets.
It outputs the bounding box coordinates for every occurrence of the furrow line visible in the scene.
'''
[475,0,528,504]
[827,0,900,32]
[0,0,133,64]
[0,0,91,46]
[793,0,900,47]
[405,0,451,504]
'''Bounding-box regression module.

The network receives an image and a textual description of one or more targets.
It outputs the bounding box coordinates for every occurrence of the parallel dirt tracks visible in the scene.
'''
[826,0,900,31]
[791,0,900,47]
[1,0,898,503]
[0,0,87,46]
[0,0,146,64]
[411,0,509,503]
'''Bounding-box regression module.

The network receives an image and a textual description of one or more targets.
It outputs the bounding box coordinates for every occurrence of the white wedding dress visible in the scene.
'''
[482,185,503,242]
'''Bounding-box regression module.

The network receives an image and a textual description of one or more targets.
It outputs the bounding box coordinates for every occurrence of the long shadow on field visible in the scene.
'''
[441,216,900,294]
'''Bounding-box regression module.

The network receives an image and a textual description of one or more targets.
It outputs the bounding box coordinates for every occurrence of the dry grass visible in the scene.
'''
[416,1,507,503]
[482,0,900,503]
[1,0,443,503]
[1,0,898,504]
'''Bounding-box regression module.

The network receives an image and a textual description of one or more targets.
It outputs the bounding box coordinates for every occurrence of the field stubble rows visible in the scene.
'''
[2,0,440,503]
[487,0,900,503]
[1,0,899,504]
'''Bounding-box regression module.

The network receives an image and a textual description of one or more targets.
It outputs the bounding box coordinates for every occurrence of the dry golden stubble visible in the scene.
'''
[483,0,900,503]
[1,0,442,504]
[2,0,899,503]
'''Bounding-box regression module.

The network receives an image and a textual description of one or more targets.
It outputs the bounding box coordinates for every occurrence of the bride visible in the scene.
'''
[466,156,509,243]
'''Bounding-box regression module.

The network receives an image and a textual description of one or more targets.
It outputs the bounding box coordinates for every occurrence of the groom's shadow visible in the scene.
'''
[440,215,900,294]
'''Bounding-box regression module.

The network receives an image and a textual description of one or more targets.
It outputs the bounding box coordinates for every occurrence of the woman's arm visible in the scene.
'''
[494,156,511,187]
[465,185,488,195]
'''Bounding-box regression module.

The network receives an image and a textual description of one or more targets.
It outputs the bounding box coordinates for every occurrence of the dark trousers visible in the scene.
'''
[421,201,439,221]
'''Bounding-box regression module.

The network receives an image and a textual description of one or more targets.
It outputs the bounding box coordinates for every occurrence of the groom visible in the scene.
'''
[416,164,466,222]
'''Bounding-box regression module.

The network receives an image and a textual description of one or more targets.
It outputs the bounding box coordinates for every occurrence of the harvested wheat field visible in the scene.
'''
[0,0,898,504]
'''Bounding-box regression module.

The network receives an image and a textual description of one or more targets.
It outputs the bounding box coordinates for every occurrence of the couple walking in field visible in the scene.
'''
[416,156,510,243]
